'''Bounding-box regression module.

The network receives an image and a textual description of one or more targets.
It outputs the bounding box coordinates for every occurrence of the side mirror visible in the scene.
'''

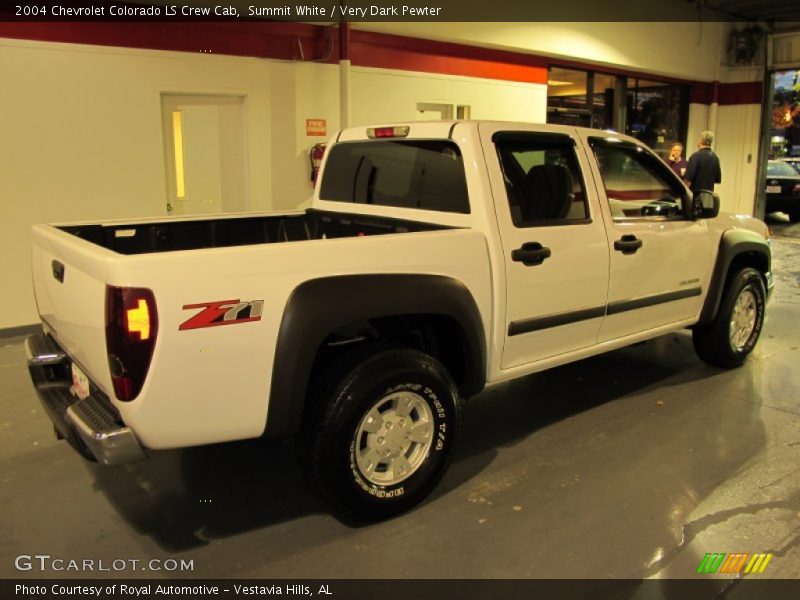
[687,191,720,219]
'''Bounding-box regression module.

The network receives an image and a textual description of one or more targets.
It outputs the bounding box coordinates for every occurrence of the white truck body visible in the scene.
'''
[26,121,772,519]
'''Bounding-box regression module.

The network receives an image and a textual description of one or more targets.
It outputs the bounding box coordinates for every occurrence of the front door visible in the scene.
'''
[584,135,714,342]
[479,123,610,369]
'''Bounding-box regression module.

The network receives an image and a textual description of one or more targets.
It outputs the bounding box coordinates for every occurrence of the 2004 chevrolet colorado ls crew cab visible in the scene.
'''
[26,121,773,520]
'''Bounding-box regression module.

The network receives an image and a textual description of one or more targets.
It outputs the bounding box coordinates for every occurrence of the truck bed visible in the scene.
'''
[59,209,447,255]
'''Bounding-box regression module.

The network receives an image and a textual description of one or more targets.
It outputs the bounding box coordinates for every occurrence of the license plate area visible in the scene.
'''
[71,362,91,400]
[766,185,781,194]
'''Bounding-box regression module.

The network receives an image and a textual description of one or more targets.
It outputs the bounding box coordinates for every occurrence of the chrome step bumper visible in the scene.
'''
[25,333,145,465]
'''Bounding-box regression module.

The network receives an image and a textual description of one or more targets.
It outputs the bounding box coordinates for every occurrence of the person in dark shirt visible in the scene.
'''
[684,130,721,195]
[667,142,689,178]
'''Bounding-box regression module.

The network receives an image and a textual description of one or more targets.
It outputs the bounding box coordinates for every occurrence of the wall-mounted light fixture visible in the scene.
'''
[171,110,186,199]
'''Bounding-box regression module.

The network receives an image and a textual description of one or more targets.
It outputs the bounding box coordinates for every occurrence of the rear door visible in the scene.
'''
[479,124,610,369]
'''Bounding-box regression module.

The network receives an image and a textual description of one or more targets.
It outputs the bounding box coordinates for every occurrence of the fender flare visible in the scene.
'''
[697,229,771,327]
[264,274,487,439]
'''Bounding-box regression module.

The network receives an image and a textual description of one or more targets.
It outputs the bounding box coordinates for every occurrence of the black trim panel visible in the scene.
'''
[265,274,486,440]
[492,131,576,146]
[697,230,771,326]
[508,286,703,337]
[508,306,605,336]
[607,287,702,316]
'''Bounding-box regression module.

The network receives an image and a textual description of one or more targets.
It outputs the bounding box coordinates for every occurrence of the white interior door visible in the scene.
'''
[162,94,248,216]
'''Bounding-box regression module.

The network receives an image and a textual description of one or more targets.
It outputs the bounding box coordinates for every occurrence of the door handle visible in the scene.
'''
[614,234,643,255]
[512,242,551,266]
[51,260,65,283]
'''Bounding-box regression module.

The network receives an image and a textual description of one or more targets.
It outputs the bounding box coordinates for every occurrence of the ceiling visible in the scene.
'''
[700,0,800,24]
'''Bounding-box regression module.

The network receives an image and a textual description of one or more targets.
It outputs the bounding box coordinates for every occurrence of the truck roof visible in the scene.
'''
[335,120,641,145]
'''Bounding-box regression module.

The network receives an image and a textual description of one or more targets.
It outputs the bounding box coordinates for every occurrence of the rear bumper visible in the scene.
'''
[25,333,145,466]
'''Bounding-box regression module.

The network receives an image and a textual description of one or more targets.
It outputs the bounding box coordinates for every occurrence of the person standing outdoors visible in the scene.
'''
[667,142,689,178]
[684,131,721,196]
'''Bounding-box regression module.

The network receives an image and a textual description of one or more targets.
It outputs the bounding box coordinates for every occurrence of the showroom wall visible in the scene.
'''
[0,38,274,330]
[716,67,765,216]
[270,60,547,210]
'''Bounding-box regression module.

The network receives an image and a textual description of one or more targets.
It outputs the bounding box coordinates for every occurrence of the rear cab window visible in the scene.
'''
[493,132,590,227]
[319,140,470,214]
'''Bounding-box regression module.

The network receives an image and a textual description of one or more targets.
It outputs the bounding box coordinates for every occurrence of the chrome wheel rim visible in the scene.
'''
[354,391,434,486]
[729,289,757,352]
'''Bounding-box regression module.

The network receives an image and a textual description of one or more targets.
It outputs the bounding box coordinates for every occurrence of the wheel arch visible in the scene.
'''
[697,229,771,327]
[264,274,487,440]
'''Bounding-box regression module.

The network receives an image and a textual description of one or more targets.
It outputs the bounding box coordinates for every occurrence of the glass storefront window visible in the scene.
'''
[770,70,800,158]
[546,67,620,131]
[625,79,688,160]
[547,66,688,158]
[591,73,617,131]
[546,67,591,127]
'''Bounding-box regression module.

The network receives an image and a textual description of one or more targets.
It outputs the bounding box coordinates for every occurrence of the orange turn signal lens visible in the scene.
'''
[126,299,151,341]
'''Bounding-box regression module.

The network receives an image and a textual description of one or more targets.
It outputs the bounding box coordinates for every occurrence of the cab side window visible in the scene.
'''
[590,140,687,220]
[495,135,589,227]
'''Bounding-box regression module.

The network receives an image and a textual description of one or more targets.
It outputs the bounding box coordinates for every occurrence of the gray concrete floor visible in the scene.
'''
[1,220,799,581]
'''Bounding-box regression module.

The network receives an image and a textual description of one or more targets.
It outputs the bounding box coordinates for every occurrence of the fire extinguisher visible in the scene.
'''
[309,143,326,185]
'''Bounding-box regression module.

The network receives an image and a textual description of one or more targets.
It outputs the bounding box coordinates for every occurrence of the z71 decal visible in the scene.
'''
[179,299,264,331]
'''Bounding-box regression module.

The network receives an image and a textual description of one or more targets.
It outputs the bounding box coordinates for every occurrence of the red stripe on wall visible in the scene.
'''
[351,30,548,85]
[718,81,762,105]
[0,22,548,85]
[690,81,762,105]
[0,23,761,97]
[351,42,548,85]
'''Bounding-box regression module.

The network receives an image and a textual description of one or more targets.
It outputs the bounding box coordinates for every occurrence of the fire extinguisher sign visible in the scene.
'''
[306,119,327,136]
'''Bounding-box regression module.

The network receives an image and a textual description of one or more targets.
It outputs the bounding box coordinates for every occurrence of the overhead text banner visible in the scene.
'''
[6,579,800,600]
[3,0,758,22]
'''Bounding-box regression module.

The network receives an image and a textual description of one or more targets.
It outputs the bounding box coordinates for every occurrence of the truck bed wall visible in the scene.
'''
[59,209,446,255]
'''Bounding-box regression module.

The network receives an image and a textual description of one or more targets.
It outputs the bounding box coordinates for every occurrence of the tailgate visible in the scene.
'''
[31,224,116,395]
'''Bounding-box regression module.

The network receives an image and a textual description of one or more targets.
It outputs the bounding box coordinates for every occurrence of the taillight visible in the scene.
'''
[793,184,800,194]
[105,286,158,401]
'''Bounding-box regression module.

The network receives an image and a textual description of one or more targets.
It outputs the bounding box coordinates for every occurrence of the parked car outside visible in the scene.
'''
[777,156,800,175]
[766,160,800,223]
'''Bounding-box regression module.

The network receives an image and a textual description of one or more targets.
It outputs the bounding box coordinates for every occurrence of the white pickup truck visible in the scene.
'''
[26,121,772,520]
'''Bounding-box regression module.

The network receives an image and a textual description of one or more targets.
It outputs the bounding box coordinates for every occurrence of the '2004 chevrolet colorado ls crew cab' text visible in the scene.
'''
[26,121,772,520]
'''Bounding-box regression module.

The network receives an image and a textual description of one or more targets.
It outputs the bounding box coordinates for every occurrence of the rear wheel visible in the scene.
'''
[693,267,766,368]
[789,211,800,224]
[302,348,461,521]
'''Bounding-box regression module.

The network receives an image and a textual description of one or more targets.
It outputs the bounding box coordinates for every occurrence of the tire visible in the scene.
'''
[789,211,800,224]
[302,348,461,521]
[693,267,766,368]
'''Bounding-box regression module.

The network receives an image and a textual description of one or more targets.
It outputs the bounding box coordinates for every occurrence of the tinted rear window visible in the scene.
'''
[767,161,798,177]
[319,140,470,214]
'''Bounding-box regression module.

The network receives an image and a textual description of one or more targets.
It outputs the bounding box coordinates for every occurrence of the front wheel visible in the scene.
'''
[303,349,461,521]
[693,267,766,368]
